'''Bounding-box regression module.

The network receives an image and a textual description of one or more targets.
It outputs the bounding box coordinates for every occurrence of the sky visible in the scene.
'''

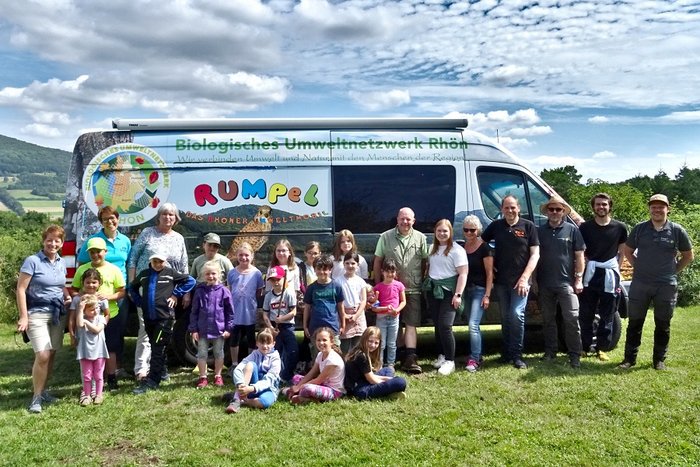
[0,0,698,183]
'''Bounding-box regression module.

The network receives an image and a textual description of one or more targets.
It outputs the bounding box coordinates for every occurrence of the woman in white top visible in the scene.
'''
[424,219,468,376]
[331,229,369,280]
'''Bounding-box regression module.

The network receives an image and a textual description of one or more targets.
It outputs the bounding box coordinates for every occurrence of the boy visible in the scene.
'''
[130,251,196,394]
[190,233,233,284]
[262,266,298,382]
[302,255,345,357]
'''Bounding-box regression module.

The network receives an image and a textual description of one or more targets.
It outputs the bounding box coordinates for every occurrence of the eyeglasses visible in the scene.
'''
[101,216,118,223]
[547,207,563,213]
[463,228,477,233]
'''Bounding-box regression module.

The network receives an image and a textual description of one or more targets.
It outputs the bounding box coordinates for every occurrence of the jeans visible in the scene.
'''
[624,281,676,364]
[143,318,174,386]
[494,284,528,361]
[579,287,617,351]
[538,285,582,356]
[375,314,399,366]
[275,324,299,382]
[234,361,277,408]
[352,367,407,400]
[466,285,486,361]
[427,292,456,361]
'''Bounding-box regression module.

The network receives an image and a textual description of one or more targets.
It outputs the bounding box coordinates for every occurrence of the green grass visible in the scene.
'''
[5,189,63,214]
[1,309,698,465]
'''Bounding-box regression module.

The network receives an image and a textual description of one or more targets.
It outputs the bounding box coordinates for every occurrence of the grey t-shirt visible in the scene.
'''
[537,222,585,288]
[76,314,109,360]
[626,220,692,285]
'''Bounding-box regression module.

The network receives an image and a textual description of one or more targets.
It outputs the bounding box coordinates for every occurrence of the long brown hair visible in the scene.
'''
[346,326,382,372]
[332,229,359,259]
[430,219,454,256]
[314,327,342,356]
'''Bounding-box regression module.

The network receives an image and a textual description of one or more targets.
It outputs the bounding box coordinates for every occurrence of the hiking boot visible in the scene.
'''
[28,395,42,414]
[540,353,556,362]
[654,361,667,371]
[569,354,581,369]
[437,360,455,376]
[513,358,528,370]
[400,354,423,374]
[465,359,480,373]
[196,377,208,389]
[133,379,157,395]
[617,360,635,370]
[596,351,610,362]
[214,375,224,387]
[432,354,446,369]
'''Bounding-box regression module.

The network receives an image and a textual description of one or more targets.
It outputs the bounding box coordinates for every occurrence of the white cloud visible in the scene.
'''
[503,125,552,137]
[658,111,700,123]
[588,116,609,123]
[21,123,62,138]
[593,151,616,159]
[349,89,410,111]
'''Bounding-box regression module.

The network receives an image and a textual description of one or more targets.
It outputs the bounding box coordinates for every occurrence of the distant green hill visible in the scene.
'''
[0,134,71,191]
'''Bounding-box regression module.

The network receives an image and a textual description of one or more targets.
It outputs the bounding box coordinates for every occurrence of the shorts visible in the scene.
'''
[230,324,256,349]
[400,293,422,327]
[197,335,226,360]
[27,312,66,353]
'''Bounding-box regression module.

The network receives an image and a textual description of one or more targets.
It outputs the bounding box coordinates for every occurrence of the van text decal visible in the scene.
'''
[194,179,319,207]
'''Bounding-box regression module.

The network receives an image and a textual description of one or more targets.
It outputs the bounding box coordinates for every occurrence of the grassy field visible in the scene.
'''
[0,309,698,466]
[6,189,63,214]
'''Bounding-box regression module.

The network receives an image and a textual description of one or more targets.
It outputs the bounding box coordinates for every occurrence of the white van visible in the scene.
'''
[61,117,622,364]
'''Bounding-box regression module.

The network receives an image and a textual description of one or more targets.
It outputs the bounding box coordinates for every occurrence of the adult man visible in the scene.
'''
[536,196,585,368]
[579,193,627,361]
[619,194,694,370]
[481,195,540,369]
[373,207,428,374]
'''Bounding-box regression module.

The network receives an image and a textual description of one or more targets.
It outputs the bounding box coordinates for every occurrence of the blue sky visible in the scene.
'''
[0,0,698,182]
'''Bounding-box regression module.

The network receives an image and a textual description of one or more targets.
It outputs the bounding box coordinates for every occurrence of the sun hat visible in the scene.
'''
[539,195,572,216]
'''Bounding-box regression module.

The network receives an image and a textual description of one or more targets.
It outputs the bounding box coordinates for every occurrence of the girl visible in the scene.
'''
[331,230,369,279]
[189,261,235,388]
[226,328,281,413]
[372,258,405,368]
[336,252,368,354]
[227,242,265,369]
[266,239,301,294]
[462,215,493,372]
[299,240,321,289]
[284,327,345,404]
[345,327,407,400]
[68,268,109,345]
[75,294,109,406]
[424,219,468,376]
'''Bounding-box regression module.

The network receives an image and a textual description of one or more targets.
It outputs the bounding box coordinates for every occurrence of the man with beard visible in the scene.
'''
[579,193,627,361]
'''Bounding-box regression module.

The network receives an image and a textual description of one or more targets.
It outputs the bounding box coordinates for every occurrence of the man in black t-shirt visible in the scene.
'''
[579,193,627,361]
[481,195,540,369]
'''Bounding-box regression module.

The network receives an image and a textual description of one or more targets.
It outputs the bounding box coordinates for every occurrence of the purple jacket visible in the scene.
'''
[188,283,235,338]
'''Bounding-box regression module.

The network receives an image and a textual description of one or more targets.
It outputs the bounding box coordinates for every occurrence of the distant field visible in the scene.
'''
[7,189,49,200]
[6,189,63,214]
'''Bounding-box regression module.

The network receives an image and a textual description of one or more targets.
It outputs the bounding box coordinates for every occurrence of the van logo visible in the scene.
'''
[82,143,171,226]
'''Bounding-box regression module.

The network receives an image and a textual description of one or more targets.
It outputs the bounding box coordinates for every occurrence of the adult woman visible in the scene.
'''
[462,215,494,372]
[423,219,468,376]
[16,225,72,413]
[76,206,131,389]
[128,203,189,380]
[331,229,369,280]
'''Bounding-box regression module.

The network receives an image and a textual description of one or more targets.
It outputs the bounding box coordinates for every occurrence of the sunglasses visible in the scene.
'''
[463,228,477,233]
[547,207,563,213]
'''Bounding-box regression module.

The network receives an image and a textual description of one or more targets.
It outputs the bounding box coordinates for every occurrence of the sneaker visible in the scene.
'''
[161,372,170,382]
[214,375,224,387]
[617,360,635,370]
[437,360,455,376]
[80,394,92,406]
[225,400,241,413]
[28,395,42,413]
[432,354,446,369]
[389,391,407,400]
[465,359,480,373]
[93,394,104,405]
[133,379,157,395]
[196,377,208,389]
[569,355,581,369]
[654,361,667,371]
[41,390,58,404]
[596,351,610,362]
[513,358,528,370]
[290,395,308,405]
[540,353,556,362]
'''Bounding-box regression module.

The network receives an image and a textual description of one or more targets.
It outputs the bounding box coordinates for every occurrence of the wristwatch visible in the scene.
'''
[574,272,583,278]
[454,293,462,298]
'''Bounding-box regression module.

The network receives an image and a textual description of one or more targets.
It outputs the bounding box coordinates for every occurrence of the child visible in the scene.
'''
[190,233,233,284]
[345,327,407,400]
[227,242,265,369]
[336,252,368,354]
[189,261,235,388]
[68,268,109,346]
[75,294,109,406]
[331,230,369,279]
[130,251,196,394]
[225,328,281,413]
[373,258,406,368]
[262,266,298,383]
[266,239,301,295]
[299,241,321,289]
[303,255,345,357]
[284,327,345,404]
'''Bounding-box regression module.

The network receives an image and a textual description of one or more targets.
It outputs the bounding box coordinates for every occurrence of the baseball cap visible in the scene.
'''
[149,251,168,262]
[267,266,286,281]
[203,232,221,245]
[648,194,669,206]
[86,237,107,251]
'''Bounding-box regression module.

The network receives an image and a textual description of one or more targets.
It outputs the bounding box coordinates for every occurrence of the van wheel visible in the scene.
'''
[171,315,199,366]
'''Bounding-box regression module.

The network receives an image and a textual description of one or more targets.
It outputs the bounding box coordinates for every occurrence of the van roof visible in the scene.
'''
[111,117,469,131]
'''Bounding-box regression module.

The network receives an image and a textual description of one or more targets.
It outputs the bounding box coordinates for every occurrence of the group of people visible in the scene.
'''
[16,192,694,413]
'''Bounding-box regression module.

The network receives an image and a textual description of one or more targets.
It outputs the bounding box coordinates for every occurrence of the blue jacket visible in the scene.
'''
[130,266,195,321]
[188,283,235,338]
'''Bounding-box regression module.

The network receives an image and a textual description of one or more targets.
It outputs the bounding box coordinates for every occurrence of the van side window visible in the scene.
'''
[332,165,456,233]
[476,168,530,220]
[526,177,551,226]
